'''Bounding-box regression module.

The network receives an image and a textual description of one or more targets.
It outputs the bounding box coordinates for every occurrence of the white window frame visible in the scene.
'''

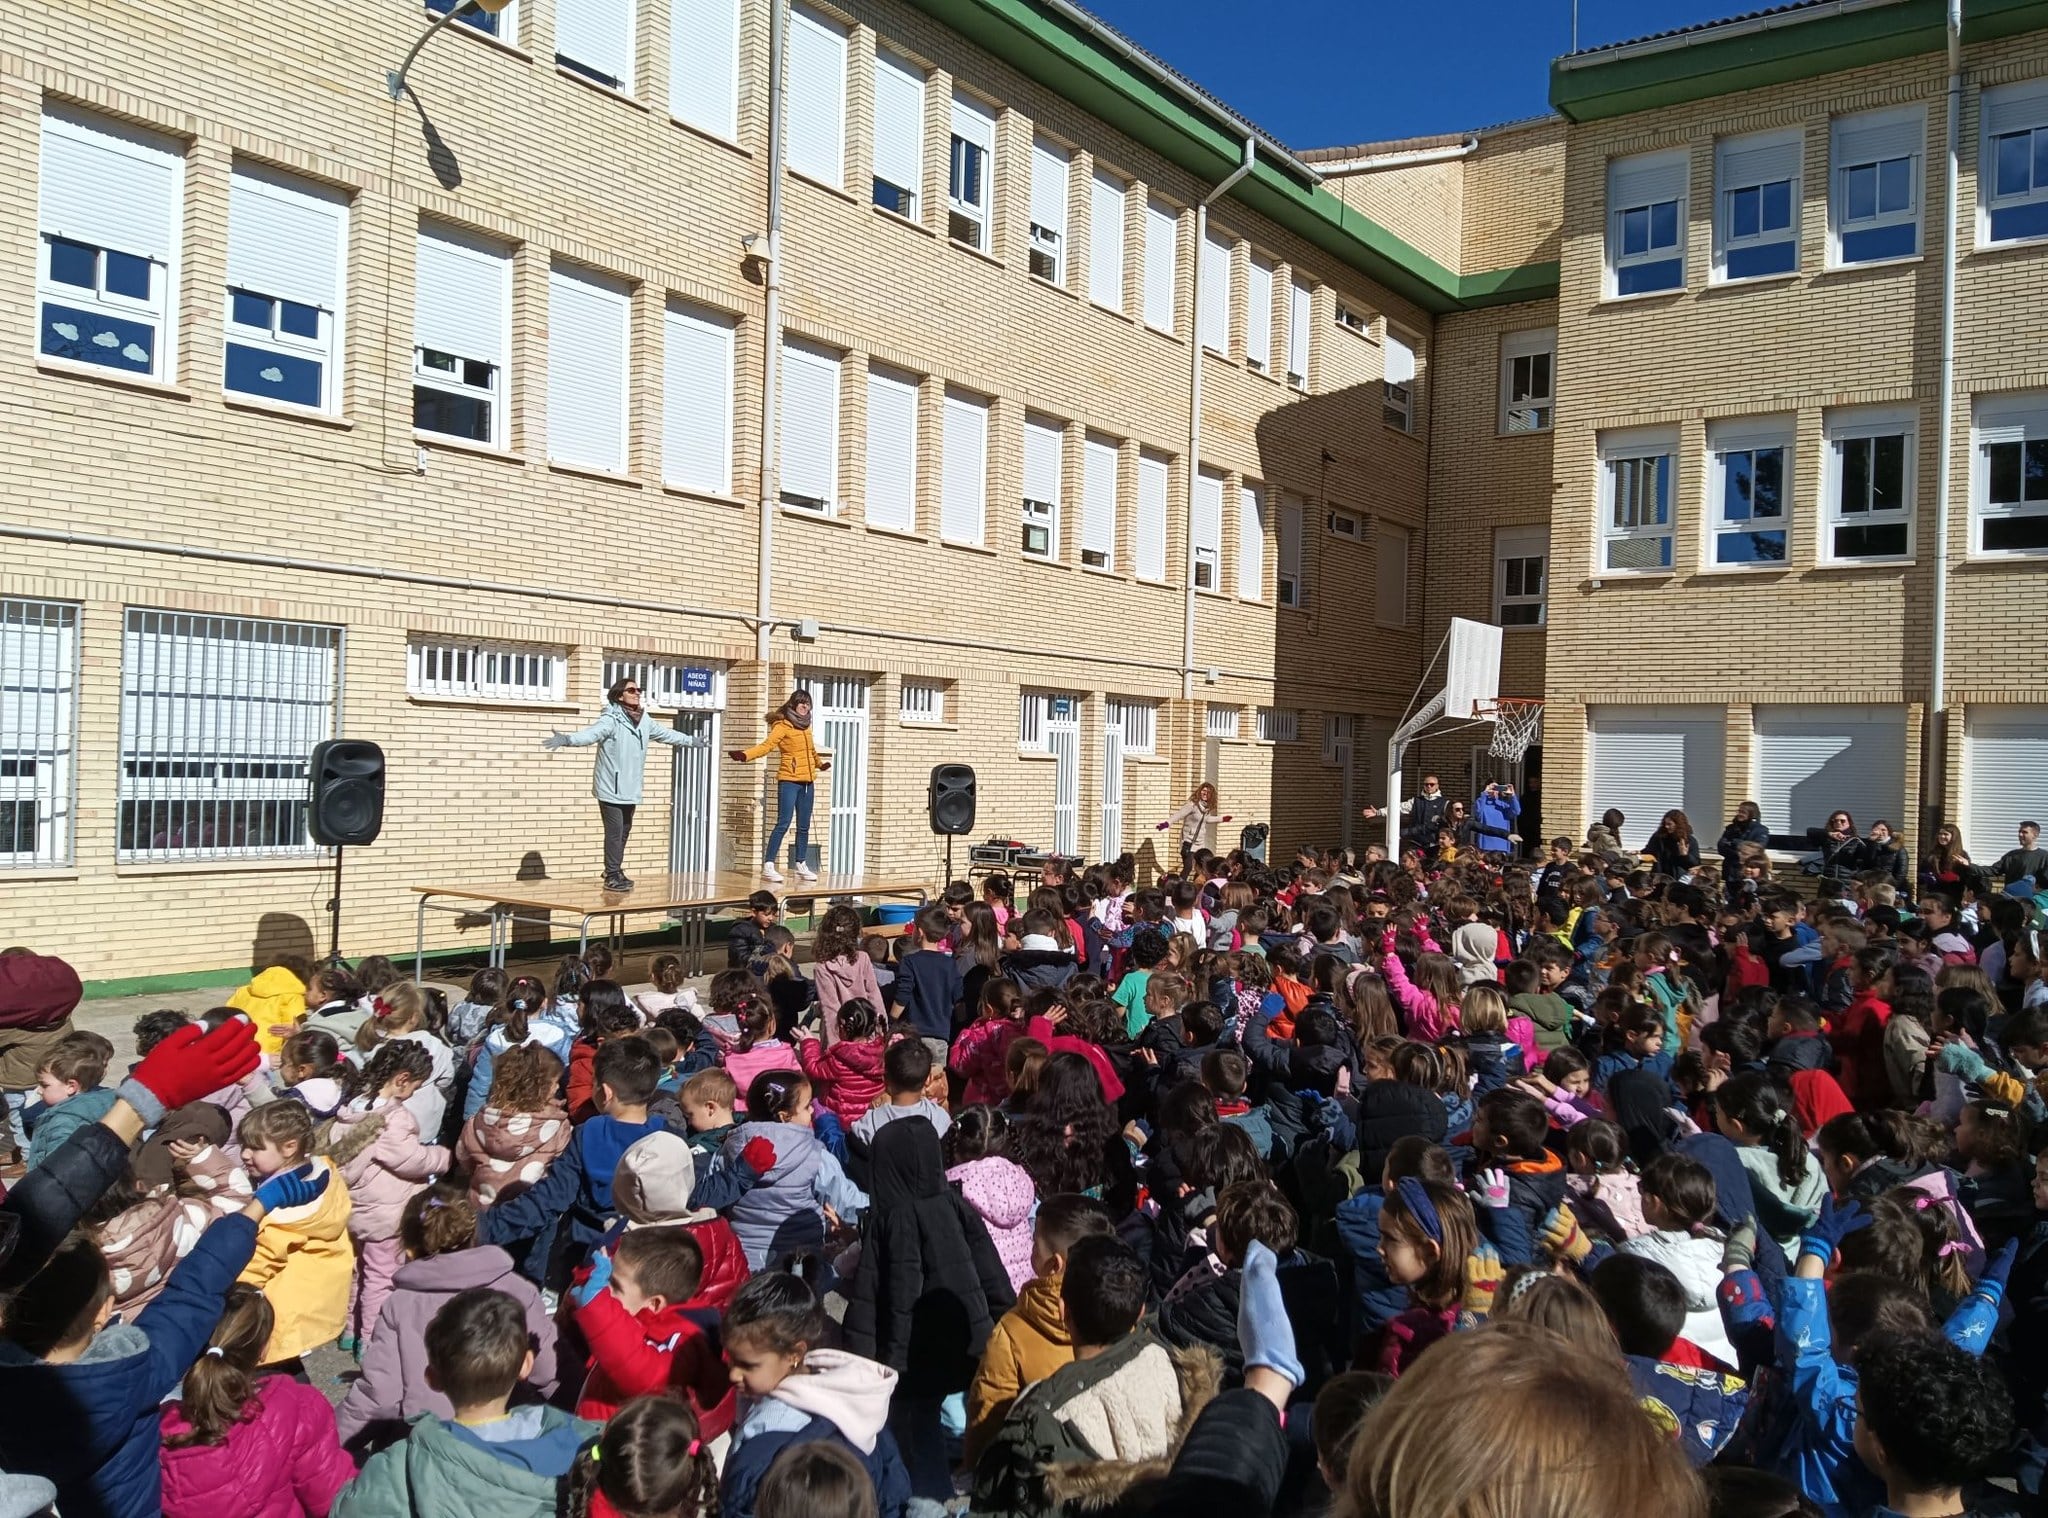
[779,338,841,513]
[1018,691,1049,752]
[1277,492,1305,608]
[223,165,348,414]
[1237,481,1266,602]
[1322,713,1354,767]
[786,3,847,189]
[1080,432,1118,571]
[1205,705,1239,741]
[1494,525,1547,628]
[1135,449,1170,582]
[1256,707,1299,744]
[408,636,566,704]
[1705,418,1793,570]
[899,678,946,725]
[603,655,725,712]
[1029,135,1069,285]
[863,362,919,532]
[413,222,512,449]
[662,300,736,496]
[1822,405,1916,565]
[555,0,634,91]
[1116,699,1157,755]
[1335,302,1368,335]
[1022,413,1063,561]
[1328,508,1363,542]
[1981,79,2048,248]
[1599,426,1678,575]
[1142,197,1178,334]
[1376,520,1409,628]
[1,599,80,869]
[1973,391,2048,559]
[1245,254,1273,372]
[546,263,632,475]
[1499,327,1554,434]
[119,610,342,862]
[428,0,517,42]
[1713,129,1801,283]
[1383,327,1416,433]
[1830,105,1922,267]
[1199,227,1232,354]
[1607,148,1688,297]
[940,385,989,546]
[670,0,739,139]
[1089,169,1125,311]
[1192,467,1224,593]
[870,49,925,220]
[1286,277,1311,389]
[948,92,995,252]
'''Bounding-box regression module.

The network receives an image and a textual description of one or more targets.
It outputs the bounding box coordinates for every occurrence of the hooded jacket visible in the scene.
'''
[238,1157,355,1364]
[1627,1355,1749,1467]
[1451,922,1502,987]
[798,1034,888,1126]
[1733,1145,1826,1255]
[947,1153,1038,1292]
[457,1102,571,1208]
[844,1116,1017,1395]
[225,967,308,1060]
[477,1113,669,1257]
[1511,989,1575,1053]
[812,953,884,1044]
[160,1374,357,1518]
[718,1120,830,1269]
[1352,1079,1450,1185]
[572,1286,734,1437]
[556,701,698,806]
[1002,945,1081,994]
[334,1244,558,1447]
[965,1273,1073,1467]
[720,1350,912,1518]
[1566,1169,1653,1242]
[607,1131,751,1310]
[1825,989,1891,1110]
[331,1408,599,1518]
[25,1087,118,1170]
[99,1135,251,1314]
[1620,1228,1737,1367]
[323,1097,451,1241]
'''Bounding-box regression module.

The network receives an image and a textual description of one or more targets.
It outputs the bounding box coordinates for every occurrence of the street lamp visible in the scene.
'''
[387,0,513,99]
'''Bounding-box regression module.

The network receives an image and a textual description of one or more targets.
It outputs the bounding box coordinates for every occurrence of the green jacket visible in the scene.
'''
[1509,990,1574,1053]
[331,1410,600,1518]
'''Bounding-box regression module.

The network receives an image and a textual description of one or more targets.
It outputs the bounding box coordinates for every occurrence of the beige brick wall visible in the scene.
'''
[1324,156,1466,273]
[1462,117,1566,273]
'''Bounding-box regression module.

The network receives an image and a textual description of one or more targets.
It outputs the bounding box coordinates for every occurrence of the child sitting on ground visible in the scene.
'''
[84,1109,253,1316]
[236,1101,355,1367]
[277,1028,349,1119]
[725,990,802,1113]
[633,953,693,1021]
[457,1043,569,1209]
[563,1394,719,1518]
[27,1030,118,1169]
[797,996,888,1126]
[679,1065,739,1162]
[568,1223,733,1437]
[1563,1117,1650,1242]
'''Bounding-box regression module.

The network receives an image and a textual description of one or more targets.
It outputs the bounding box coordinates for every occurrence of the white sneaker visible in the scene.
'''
[794,861,818,881]
[760,862,784,883]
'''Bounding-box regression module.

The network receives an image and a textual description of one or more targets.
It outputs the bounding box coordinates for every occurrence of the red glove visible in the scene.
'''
[120,1019,261,1125]
[740,1137,777,1176]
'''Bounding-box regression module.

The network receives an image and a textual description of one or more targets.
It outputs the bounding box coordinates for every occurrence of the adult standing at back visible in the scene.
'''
[542,676,700,892]
[1362,772,1449,854]
[729,690,828,884]
[1993,820,2048,890]
[1473,781,1521,855]
[1159,783,1230,871]
[0,948,82,1173]
[1643,809,1701,879]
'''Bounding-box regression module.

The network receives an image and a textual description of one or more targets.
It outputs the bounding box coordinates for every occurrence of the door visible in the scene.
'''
[1049,693,1080,856]
[669,711,721,874]
[802,671,870,876]
[1326,714,1355,850]
[1101,700,1126,859]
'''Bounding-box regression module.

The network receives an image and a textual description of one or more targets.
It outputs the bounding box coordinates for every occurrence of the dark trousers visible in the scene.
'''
[600,801,635,877]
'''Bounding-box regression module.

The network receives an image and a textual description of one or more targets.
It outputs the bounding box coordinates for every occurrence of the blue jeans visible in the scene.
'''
[764,779,814,867]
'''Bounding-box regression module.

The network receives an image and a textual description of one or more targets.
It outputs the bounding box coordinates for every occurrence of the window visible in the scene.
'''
[413,222,511,446]
[1237,482,1266,600]
[1708,420,1791,566]
[1607,149,1687,296]
[1206,705,1240,740]
[1245,255,1273,372]
[1115,699,1156,754]
[864,363,918,531]
[1376,521,1409,627]
[1328,508,1363,541]
[427,0,512,38]
[870,51,924,218]
[547,265,631,474]
[1277,492,1305,607]
[948,93,995,251]
[1383,329,1416,432]
[556,0,632,89]
[1975,392,2048,556]
[1089,169,1125,310]
[120,611,340,861]
[1494,526,1547,627]
[1335,303,1368,335]
[37,107,181,381]
[1286,277,1311,388]
[1983,80,2048,245]
[1831,106,1922,265]
[1018,691,1047,750]
[900,679,946,724]
[1,599,79,868]
[1600,428,1677,572]
[1323,713,1354,767]
[1022,414,1063,559]
[408,635,565,703]
[1135,450,1170,581]
[1499,327,1554,434]
[1029,137,1069,284]
[1198,228,1231,353]
[1142,197,1177,333]
[603,656,724,711]
[786,4,846,189]
[1257,707,1299,744]
[663,301,735,495]
[1081,433,1118,570]
[780,339,840,511]
[1192,468,1224,591]
[1714,130,1800,280]
[941,387,989,545]
[671,0,739,138]
[222,165,347,412]
[1823,406,1915,562]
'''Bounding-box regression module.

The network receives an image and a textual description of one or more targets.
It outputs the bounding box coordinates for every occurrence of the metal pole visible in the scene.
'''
[326,845,346,965]
[1925,0,1962,847]
[387,1,479,99]
[755,0,789,663]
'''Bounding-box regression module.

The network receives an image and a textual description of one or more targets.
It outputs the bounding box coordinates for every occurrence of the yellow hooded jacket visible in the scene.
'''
[964,1272,1074,1467]
[742,720,820,783]
[227,966,309,1059]
[238,1156,355,1363]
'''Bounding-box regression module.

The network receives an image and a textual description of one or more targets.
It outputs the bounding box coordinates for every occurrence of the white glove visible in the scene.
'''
[541,733,568,750]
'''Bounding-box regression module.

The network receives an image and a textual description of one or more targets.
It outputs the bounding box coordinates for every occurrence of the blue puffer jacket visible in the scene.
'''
[0,1214,257,1518]
[1331,1191,1409,1354]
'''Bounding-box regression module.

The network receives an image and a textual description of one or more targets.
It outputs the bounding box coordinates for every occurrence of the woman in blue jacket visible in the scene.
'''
[1473,782,1522,854]
[542,675,702,892]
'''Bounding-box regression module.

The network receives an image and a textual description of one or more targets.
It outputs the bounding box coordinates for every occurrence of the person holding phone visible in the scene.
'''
[1474,780,1521,855]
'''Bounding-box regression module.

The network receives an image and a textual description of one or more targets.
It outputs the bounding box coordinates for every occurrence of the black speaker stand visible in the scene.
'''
[322,845,348,969]
[946,835,954,888]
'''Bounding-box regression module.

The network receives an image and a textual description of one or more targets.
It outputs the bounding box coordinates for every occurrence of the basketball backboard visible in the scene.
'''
[1445,618,1502,720]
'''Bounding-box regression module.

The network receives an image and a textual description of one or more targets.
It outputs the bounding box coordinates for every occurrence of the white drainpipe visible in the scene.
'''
[754,0,788,662]
[1927,0,1961,837]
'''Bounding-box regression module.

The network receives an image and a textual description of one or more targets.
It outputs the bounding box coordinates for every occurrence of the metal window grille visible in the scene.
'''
[118,609,340,861]
[1257,707,1299,743]
[900,679,946,724]
[1118,700,1156,755]
[409,637,565,703]
[1,599,80,867]
[1323,713,1354,766]
[1018,693,1048,751]
[603,656,726,712]
[1206,706,1240,739]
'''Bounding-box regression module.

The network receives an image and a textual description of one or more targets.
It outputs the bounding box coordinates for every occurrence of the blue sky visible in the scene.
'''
[1081,0,1758,147]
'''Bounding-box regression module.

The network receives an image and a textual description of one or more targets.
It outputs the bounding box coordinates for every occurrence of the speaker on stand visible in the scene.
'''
[928,764,976,884]
[308,739,386,965]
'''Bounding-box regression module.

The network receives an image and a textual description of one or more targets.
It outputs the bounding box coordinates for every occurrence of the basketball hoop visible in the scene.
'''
[1478,698,1544,763]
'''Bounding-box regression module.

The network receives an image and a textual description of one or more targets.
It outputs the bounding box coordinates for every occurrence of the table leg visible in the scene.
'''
[415,895,430,981]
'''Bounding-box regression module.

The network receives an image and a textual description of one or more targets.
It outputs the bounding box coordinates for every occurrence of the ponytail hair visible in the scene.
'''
[1818,1108,1945,1172]
[163,1285,273,1448]
[343,1037,434,1105]
[493,975,547,1047]
[733,991,775,1054]
[564,1394,719,1518]
[747,1069,810,1123]
[1715,1071,1810,1192]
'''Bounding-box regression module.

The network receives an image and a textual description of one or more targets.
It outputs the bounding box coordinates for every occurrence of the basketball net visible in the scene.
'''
[1477,698,1544,762]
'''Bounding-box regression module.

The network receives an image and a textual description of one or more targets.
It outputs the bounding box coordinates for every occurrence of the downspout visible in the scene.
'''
[1184,138,1256,703]
[754,0,789,663]
[1926,0,1961,841]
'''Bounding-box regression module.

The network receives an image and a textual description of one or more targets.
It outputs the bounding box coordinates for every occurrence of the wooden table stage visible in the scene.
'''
[411,871,932,977]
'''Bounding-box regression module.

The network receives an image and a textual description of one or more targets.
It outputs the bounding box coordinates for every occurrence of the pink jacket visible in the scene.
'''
[1024,1016,1125,1103]
[1566,1170,1653,1242]
[160,1376,355,1518]
[323,1097,450,1241]
[1504,1015,1542,1076]
[1381,940,1457,1042]
[951,1018,1023,1106]
[947,1154,1037,1291]
[798,1034,887,1126]
[726,1040,802,1112]
[812,954,884,1044]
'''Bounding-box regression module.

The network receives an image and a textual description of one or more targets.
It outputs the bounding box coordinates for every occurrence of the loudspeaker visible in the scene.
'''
[928,764,977,836]
[309,740,386,847]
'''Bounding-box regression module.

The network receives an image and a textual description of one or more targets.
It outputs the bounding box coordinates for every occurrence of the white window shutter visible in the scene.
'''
[671,0,739,137]
[1718,129,1800,190]
[1983,79,2048,138]
[1376,522,1409,625]
[780,340,840,507]
[1834,106,1922,167]
[1089,171,1124,308]
[1143,198,1177,331]
[415,224,509,364]
[864,364,918,531]
[662,302,734,494]
[871,52,924,207]
[1287,279,1311,383]
[1030,137,1068,237]
[1587,706,1725,832]
[1385,331,1416,384]
[1278,493,1303,578]
[1024,416,1062,506]
[1082,435,1117,563]
[1610,149,1688,209]
[1238,484,1265,598]
[227,167,345,313]
[1752,706,1905,834]
[1245,256,1273,369]
[941,389,988,544]
[1193,468,1223,557]
[556,0,633,87]
[1199,229,1230,352]
[786,5,846,187]
[547,266,630,473]
[40,108,180,262]
[1136,452,1169,580]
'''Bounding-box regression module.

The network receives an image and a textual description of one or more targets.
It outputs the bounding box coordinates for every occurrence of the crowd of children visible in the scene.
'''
[5,811,2048,1516]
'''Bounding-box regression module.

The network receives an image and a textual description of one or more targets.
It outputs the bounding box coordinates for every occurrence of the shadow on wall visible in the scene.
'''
[250,913,315,978]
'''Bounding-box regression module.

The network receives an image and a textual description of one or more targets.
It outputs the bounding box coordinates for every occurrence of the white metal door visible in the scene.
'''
[803,672,870,876]
[1049,693,1080,856]
[1101,701,1126,859]
[669,712,721,874]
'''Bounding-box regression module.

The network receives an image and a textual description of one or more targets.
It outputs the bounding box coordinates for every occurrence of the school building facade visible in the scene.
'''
[2,0,2046,985]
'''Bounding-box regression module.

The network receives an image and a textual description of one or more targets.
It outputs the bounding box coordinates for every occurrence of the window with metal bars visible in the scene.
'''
[1116,700,1156,754]
[899,679,946,725]
[1206,706,1240,740]
[409,637,566,703]
[1,599,80,868]
[117,610,340,861]
[602,656,725,711]
[1256,707,1299,743]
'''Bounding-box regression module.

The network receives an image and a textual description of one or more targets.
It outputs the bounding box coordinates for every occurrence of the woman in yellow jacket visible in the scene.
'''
[728,689,829,884]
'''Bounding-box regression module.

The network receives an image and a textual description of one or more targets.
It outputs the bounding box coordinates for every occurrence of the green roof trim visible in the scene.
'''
[1459,261,1564,306]
[903,0,1560,311]
[1552,0,2048,123]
